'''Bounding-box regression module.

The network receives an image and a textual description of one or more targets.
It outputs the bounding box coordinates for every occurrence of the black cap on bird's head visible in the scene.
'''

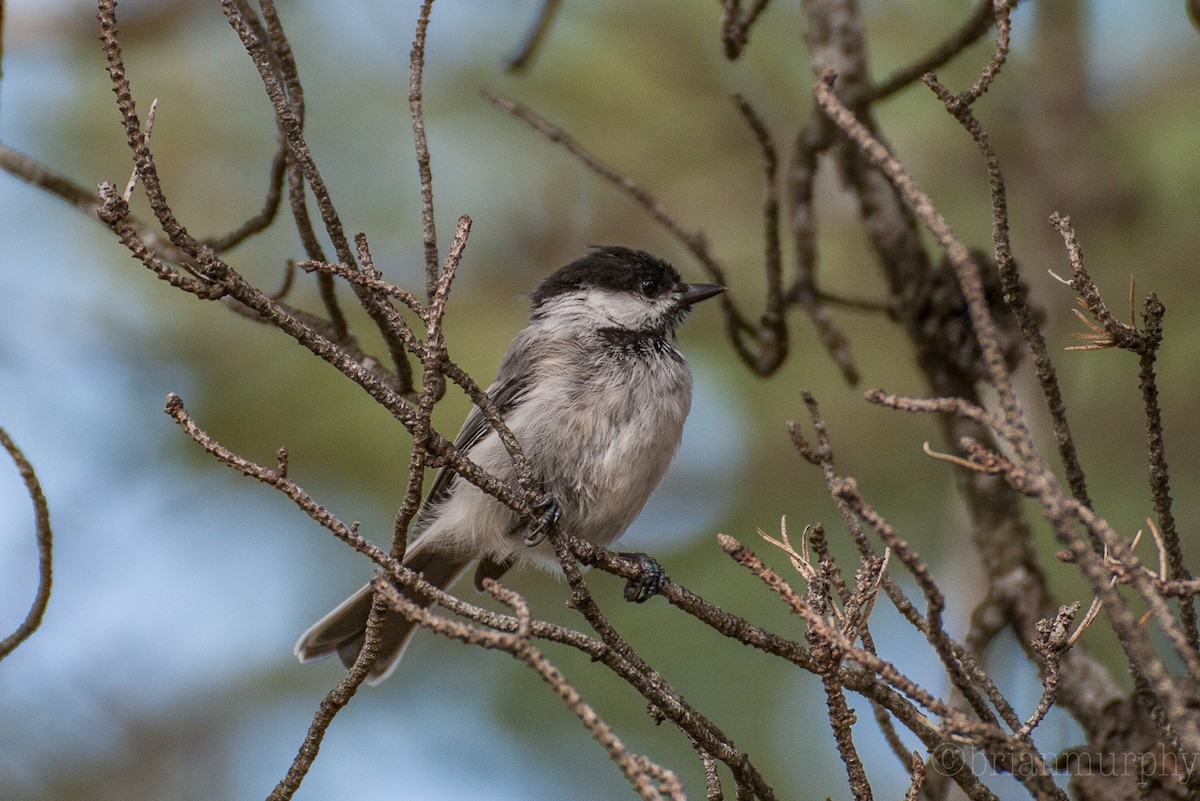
[531,246,724,324]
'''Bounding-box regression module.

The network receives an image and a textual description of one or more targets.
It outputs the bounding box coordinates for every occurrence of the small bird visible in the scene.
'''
[295,246,724,683]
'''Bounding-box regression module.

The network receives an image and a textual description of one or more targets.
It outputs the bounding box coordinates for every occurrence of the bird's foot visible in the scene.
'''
[619,552,666,603]
[523,493,561,547]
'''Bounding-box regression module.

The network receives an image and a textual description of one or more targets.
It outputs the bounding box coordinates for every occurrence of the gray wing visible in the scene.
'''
[417,347,535,521]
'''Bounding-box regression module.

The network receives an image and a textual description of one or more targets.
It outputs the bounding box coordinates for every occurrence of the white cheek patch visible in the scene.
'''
[576,289,652,329]
[540,288,673,333]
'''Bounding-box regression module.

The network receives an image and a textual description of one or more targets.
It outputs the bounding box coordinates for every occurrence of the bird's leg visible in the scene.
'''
[523,492,560,546]
[618,552,666,603]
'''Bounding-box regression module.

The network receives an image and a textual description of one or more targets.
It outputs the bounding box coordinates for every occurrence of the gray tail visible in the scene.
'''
[294,549,469,684]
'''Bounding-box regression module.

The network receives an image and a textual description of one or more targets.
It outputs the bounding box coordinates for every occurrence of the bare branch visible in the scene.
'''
[822,669,874,801]
[506,0,562,72]
[371,575,686,800]
[204,134,288,253]
[1050,213,1197,653]
[903,752,926,801]
[480,87,780,370]
[868,0,997,101]
[784,118,862,384]
[720,0,773,60]
[1133,295,1196,651]
[409,0,440,299]
[956,0,1015,107]
[550,532,781,800]
[268,593,385,801]
[0,143,105,220]
[219,0,353,268]
[730,94,789,375]
[164,393,391,565]
[298,257,425,316]
[0,428,54,660]
[813,74,1030,451]
[923,56,1093,510]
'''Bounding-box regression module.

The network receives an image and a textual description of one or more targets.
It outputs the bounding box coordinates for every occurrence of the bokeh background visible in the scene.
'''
[2,1,1199,799]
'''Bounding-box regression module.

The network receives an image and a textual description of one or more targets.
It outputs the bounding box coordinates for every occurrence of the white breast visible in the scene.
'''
[512,335,692,550]
[411,317,694,572]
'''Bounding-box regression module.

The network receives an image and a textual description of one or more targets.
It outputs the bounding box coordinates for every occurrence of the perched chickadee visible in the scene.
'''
[295,246,724,683]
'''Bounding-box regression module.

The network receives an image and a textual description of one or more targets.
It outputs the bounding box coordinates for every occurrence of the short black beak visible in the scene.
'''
[679,283,725,307]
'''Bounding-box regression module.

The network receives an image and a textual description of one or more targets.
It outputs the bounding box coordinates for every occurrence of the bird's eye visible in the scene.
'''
[639,278,659,296]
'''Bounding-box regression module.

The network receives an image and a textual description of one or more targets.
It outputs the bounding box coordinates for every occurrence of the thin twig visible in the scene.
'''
[868,0,998,101]
[268,592,385,801]
[220,0,354,268]
[299,257,425,317]
[1049,213,1197,653]
[506,0,562,72]
[1019,603,1077,738]
[696,741,724,801]
[550,532,781,800]
[1134,298,1197,652]
[161,393,613,660]
[731,94,788,375]
[784,120,860,384]
[0,429,54,660]
[222,0,354,342]
[822,670,875,801]
[204,133,288,253]
[122,97,157,202]
[864,389,1024,446]
[956,0,1014,106]
[481,87,778,372]
[903,753,927,801]
[409,0,440,300]
[923,61,1093,511]
[813,74,1031,456]
[720,0,773,60]
[799,392,1026,733]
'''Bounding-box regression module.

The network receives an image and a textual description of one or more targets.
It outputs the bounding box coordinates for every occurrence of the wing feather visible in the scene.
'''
[417,345,535,524]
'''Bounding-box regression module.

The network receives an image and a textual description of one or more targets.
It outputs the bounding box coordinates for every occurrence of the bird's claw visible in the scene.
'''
[523,493,560,547]
[619,552,666,603]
